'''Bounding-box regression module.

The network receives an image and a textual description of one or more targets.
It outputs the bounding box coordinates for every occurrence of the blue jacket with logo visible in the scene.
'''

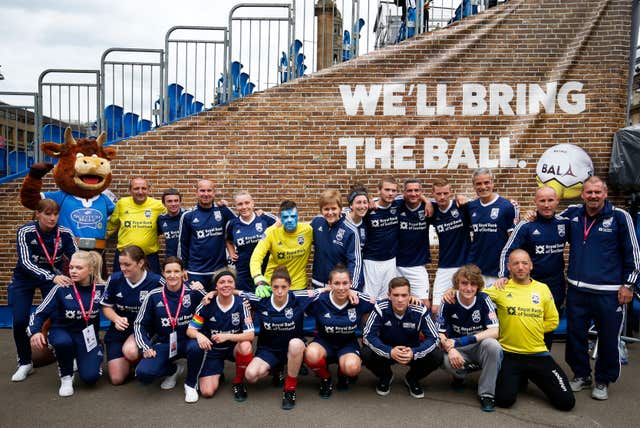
[562,201,640,293]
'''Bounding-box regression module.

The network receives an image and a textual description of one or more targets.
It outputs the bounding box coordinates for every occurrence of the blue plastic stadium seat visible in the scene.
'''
[216,75,226,105]
[192,101,204,113]
[246,82,255,95]
[0,148,6,176]
[239,73,250,97]
[104,104,124,141]
[42,124,64,143]
[138,119,152,134]
[352,18,365,52]
[407,7,416,38]
[167,83,184,121]
[296,53,306,78]
[279,52,289,84]
[289,39,303,60]
[230,61,243,99]
[343,30,352,61]
[179,93,194,117]
[8,151,34,174]
[123,112,139,137]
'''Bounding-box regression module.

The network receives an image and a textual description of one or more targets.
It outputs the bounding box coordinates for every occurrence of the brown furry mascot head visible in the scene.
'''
[20,127,117,209]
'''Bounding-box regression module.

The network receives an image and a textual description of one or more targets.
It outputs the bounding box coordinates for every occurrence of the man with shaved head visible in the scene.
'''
[498,186,568,349]
[178,179,235,289]
[485,249,575,411]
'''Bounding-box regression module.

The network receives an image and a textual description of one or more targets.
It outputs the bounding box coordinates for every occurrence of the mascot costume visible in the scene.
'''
[19,127,116,366]
[21,127,117,250]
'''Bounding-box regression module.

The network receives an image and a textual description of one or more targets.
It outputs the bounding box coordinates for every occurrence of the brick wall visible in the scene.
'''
[0,0,633,304]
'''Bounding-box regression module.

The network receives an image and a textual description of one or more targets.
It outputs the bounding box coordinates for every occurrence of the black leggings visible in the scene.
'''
[495,352,575,411]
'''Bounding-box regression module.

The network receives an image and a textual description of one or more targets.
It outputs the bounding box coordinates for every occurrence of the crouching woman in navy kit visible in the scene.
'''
[304,265,374,397]
[9,198,77,382]
[28,251,105,397]
[184,268,255,403]
[134,257,205,390]
[243,266,322,410]
[101,245,165,385]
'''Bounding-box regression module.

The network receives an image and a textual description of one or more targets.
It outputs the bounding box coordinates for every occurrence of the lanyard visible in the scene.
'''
[583,216,598,243]
[161,285,185,330]
[72,283,97,325]
[35,227,60,269]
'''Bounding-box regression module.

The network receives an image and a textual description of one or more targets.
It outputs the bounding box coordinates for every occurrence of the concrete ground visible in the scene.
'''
[0,329,638,428]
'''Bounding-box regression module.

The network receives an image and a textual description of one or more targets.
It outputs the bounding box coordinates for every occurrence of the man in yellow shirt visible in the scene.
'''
[107,177,165,273]
[250,200,312,293]
[484,249,574,411]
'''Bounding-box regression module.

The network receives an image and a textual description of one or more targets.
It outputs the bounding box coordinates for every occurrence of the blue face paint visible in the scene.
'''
[281,208,298,232]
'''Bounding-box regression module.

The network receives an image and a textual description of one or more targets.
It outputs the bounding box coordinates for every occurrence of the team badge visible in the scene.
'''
[139,291,149,302]
[145,209,151,218]
[390,207,397,215]
[451,209,459,218]
[231,312,240,326]
[472,310,481,323]
[255,223,263,232]
[602,217,613,228]
[214,211,222,222]
[183,294,191,308]
[348,308,357,322]
[490,208,499,220]
[297,235,305,245]
[418,211,425,221]
[557,224,565,237]
[531,293,540,304]
[336,229,345,241]
[285,308,294,319]
[94,290,102,301]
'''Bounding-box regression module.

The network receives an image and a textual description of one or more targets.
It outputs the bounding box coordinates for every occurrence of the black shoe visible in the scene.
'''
[450,377,465,392]
[480,396,495,412]
[463,362,481,373]
[319,377,333,399]
[376,375,394,396]
[336,373,349,391]
[282,389,296,410]
[271,369,285,388]
[232,382,248,402]
[404,376,424,399]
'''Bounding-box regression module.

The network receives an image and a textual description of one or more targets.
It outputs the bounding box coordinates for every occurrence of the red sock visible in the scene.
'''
[284,375,298,391]
[234,352,253,384]
[305,356,330,379]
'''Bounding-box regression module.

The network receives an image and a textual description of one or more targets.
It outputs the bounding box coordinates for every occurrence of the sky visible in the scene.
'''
[0,0,241,94]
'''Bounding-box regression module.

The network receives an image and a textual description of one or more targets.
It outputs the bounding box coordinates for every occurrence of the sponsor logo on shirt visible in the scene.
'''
[71,208,104,230]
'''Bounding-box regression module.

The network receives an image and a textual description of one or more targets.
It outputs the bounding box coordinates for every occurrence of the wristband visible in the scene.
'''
[453,335,477,348]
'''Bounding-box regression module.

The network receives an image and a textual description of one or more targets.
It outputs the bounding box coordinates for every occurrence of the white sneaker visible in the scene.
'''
[11,363,34,382]
[59,375,74,397]
[160,361,185,390]
[184,384,199,403]
[591,383,608,400]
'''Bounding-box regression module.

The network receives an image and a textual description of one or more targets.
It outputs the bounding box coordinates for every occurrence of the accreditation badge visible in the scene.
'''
[169,331,178,358]
[82,325,97,352]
